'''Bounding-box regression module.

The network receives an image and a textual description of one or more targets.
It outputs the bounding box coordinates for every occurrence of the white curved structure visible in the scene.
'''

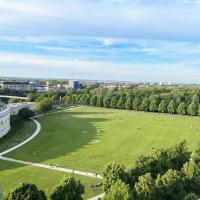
[0,103,11,138]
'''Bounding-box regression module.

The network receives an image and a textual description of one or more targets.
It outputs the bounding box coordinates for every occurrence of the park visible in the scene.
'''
[1,106,200,199]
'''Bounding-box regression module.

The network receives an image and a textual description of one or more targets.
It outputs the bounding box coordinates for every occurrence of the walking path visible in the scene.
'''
[0,108,105,199]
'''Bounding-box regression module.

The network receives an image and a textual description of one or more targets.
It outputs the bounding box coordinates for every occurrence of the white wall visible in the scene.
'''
[0,106,11,138]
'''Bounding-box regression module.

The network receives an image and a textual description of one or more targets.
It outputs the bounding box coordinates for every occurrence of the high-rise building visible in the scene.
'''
[68,80,80,90]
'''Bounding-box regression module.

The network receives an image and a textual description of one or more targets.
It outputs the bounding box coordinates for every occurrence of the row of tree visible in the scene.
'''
[3,176,84,200]
[102,141,200,200]
[64,87,200,116]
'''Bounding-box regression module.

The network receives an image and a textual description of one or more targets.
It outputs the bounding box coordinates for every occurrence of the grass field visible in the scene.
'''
[0,160,102,199]
[5,106,200,173]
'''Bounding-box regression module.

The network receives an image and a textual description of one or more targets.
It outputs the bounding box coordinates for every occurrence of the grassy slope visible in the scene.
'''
[6,107,200,173]
[0,160,102,199]
[0,116,35,152]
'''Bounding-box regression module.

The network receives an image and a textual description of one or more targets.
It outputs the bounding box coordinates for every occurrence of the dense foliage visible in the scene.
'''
[3,183,47,200]
[64,86,200,116]
[102,141,200,200]
[50,176,84,200]
[18,108,35,120]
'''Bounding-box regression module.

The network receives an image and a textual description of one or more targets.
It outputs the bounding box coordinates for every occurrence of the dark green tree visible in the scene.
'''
[167,100,176,114]
[102,163,128,192]
[110,96,118,108]
[51,176,84,200]
[103,96,111,108]
[103,180,132,200]
[97,96,103,107]
[133,97,140,111]
[187,102,198,116]
[125,97,133,110]
[117,96,125,109]
[90,96,97,106]
[177,102,187,115]
[158,100,168,113]
[4,183,47,200]
[140,97,149,111]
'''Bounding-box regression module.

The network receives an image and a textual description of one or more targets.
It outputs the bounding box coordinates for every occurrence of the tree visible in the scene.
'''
[158,100,168,113]
[134,173,156,200]
[102,163,128,192]
[149,95,160,112]
[117,96,125,109]
[36,98,53,113]
[110,96,118,108]
[125,97,133,110]
[133,97,140,111]
[51,176,84,200]
[187,102,198,116]
[4,183,47,200]
[90,96,97,106]
[103,180,132,200]
[155,169,185,200]
[177,102,187,115]
[182,161,200,195]
[18,108,35,120]
[198,106,200,116]
[103,96,111,108]
[167,100,176,114]
[97,96,103,107]
[140,97,149,111]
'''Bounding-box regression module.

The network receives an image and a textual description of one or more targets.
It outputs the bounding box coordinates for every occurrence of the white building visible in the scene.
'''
[0,81,32,91]
[0,102,36,138]
[0,103,11,138]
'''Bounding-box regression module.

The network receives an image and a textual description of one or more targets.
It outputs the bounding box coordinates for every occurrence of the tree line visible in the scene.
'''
[64,86,200,116]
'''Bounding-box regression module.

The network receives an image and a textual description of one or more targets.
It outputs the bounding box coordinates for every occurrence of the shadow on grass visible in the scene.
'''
[1,110,110,171]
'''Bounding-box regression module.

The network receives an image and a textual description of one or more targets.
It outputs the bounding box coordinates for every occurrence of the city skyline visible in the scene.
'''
[1,0,200,83]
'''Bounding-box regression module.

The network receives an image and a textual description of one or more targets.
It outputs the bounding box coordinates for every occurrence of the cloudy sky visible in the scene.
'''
[1,0,200,83]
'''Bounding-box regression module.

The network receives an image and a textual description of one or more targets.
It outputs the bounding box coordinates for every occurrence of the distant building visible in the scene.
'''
[68,80,80,90]
[0,81,32,91]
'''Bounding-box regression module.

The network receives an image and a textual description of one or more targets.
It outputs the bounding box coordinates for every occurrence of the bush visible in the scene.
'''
[18,108,35,120]
[36,98,53,113]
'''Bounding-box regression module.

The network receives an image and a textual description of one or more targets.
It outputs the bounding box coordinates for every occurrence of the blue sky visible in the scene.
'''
[1,0,200,82]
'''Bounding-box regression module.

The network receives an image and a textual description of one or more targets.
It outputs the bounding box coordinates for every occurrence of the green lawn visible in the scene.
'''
[6,106,200,173]
[0,160,102,200]
[0,116,36,152]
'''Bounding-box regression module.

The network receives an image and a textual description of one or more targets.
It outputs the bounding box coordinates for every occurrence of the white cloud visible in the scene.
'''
[0,0,200,40]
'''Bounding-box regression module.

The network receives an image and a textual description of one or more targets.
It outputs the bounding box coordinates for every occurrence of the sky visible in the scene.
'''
[1,0,200,83]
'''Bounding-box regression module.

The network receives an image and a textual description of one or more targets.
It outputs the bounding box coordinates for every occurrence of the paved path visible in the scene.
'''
[0,108,105,199]
[88,193,105,200]
[0,156,103,179]
[0,95,28,100]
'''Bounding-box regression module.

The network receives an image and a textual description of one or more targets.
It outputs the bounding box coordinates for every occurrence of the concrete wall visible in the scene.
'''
[0,105,11,138]
[9,102,36,115]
